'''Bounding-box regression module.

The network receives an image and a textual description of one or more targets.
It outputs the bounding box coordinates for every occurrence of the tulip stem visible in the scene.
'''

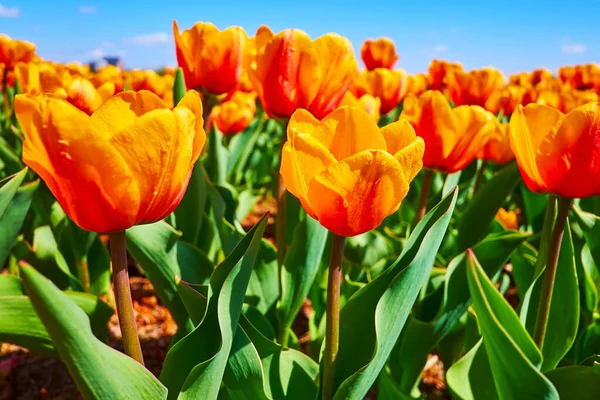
[76,257,91,293]
[276,124,289,266]
[533,196,557,277]
[109,231,144,365]
[323,233,345,400]
[415,169,433,224]
[473,161,487,195]
[532,196,571,350]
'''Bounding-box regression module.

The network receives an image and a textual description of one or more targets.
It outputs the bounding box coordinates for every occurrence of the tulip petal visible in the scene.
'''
[15,94,139,232]
[307,149,408,237]
[381,119,417,154]
[176,90,206,159]
[510,104,563,192]
[287,108,320,138]
[536,102,600,197]
[318,106,387,160]
[90,90,168,139]
[393,137,425,183]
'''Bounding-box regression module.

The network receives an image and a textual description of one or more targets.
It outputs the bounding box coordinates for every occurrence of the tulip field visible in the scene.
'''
[2,18,600,400]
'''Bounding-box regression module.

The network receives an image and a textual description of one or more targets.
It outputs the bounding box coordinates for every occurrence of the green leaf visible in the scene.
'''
[174,163,208,245]
[205,126,229,186]
[159,216,268,399]
[331,188,458,400]
[457,162,520,250]
[19,265,167,400]
[519,222,579,371]
[545,361,600,400]
[446,339,498,400]
[227,121,261,179]
[466,250,559,399]
[173,68,186,106]
[127,221,213,338]
[0,168,38,266]
[277,216,328,341]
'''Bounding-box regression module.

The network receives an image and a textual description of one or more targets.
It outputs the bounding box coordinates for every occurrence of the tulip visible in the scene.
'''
[407,73,429,96]
[360,37,399,70]
[281,106,423,237]
[532,88,560,109]
[211,91,257,134]
[15,90,206,233]
[340,91,380,122]
[446,67,504,107]
[477,120,514,165]
[173,20,250,95]
[509,102,600,198]
[127,69,174,106]
[558,89,598,113]
[250,28,357,119]
[495,208,519,230]
[401,90,496,173]
[510,68,554,87]
[559,64,600,91]
[89,65,125,93]
[484,84,527,116]
[428,59,463,91]
[0,34,36,70]
[351,68,408,114]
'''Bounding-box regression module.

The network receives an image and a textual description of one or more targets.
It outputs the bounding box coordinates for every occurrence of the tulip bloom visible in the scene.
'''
[173,20,249,95]
[401,90,496,173]
[428,59,463,91]
[509,102,600,198]
[407,73,429,96]
[280,106,424,237]
[496,208,519,230]
[558,89,598,113]
[89,65,125,93]
[446,67,504,107]
[340,92,381,122]
[484,84,527,116]
[360,37,399,70]
[478,121,514,165]
[211,91,257,134]
[15,90,206,233]
[559,64,600,91]
[351,68,408,114]
[0,34,36,70]
[250,28,357,119]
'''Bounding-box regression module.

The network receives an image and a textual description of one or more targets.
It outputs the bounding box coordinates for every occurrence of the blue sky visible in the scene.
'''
[2,0,599,75]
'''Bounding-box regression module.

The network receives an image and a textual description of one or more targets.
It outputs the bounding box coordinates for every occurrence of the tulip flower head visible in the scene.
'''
[351,68,408,115]
[484,84,527,116]
[360,37,399,70]
[15,90,206,233]
[0,34,36,70]
[446,67,505,107]
[401,90,496,173]
[428,59,463,91]
[173,20,249,95]
[509,102,600,198]
[280,106,424,237]
[250,28,358,120]
[496,208,519,230]
[211,90,257,134]
[340,92,381,122]
[477,120,514,165]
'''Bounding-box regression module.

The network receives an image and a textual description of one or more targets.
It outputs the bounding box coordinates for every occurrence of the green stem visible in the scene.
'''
[276,123,289,267]
[532,196,571,350]
[473,160,487,195]
[109,231,144,365]
[76,257,91,293]
[533,196,557,277]
[322,234,346,400]
[415,169,433,224]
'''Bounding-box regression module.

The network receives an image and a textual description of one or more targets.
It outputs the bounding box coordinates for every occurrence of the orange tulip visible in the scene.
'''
[250,28,357,119]
[15,90,206,233]
[446,67,504,107]
[559,64,600,91]
[477,120,514,165]
[407,73,429,96]
[89,65,124,93]
[509,102,600,198]
[173,20,249,95]
[64,78,116,115]
[360,37,399,70]
[533,88,560,109]
[401,90,496,173]
[211,91,257,134]
[496,208,519,230]
[428,59,463,91]
[340,92,381,122]
[127,69,174,105]
[558,89,598,113]
[280,106,423,236]
[351,68,408,114]
[510,68,554,87]
[0,34,36,70]
[484,84,527,116]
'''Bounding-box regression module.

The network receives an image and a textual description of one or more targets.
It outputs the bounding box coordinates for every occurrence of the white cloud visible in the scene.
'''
[125,32,170,46]
[85,48,105,59]
[433,44,449,53]
[78,6,98,13]
[101,41,114,48]
[561,43,587,54]
[0,4,20,17]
